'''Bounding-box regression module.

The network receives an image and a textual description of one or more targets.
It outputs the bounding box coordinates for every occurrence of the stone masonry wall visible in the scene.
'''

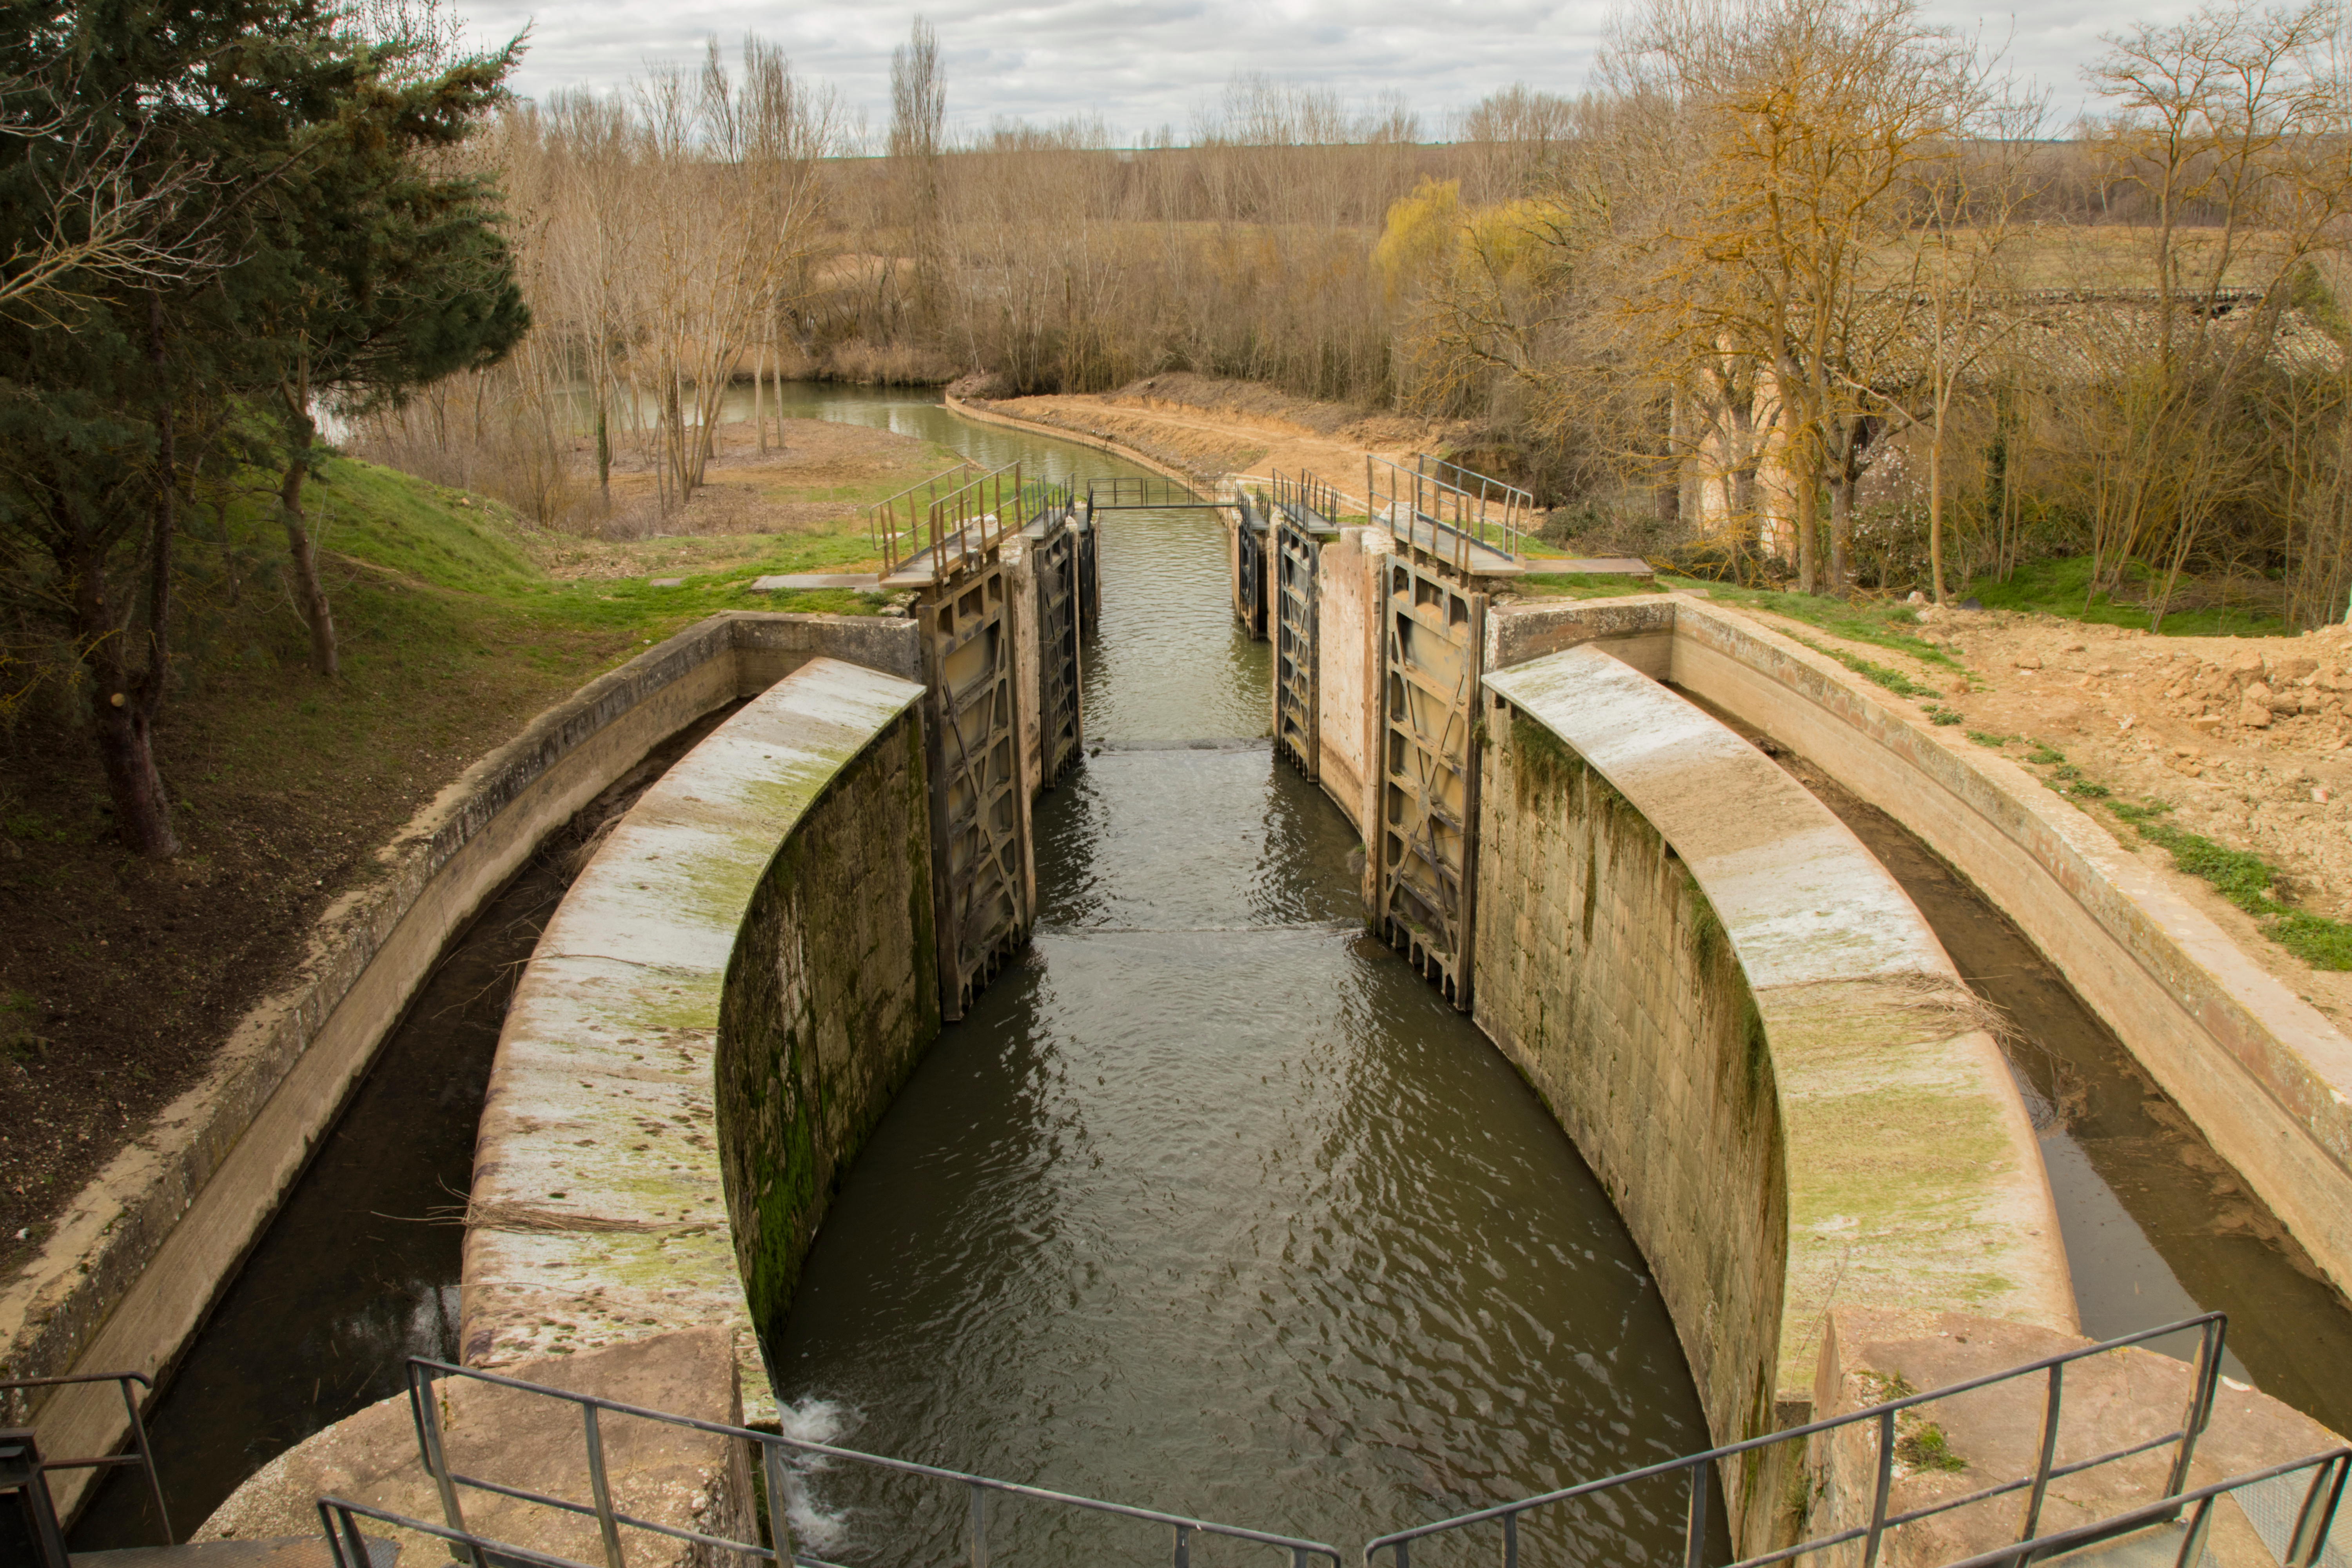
[1478,646,2076,1553]
[461,658,929,1419]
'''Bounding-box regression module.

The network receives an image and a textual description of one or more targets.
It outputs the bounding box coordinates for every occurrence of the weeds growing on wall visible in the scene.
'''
[1689,581,1965,670]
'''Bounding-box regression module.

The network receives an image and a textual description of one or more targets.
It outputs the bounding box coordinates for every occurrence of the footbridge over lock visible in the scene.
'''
[88,401,2352,1568]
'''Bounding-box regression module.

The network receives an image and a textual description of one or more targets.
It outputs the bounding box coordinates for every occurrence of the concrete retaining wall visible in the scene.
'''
[1478,647,2076,1549]
[1469,593,2352,1304]
[461,658,933,1417]
[1474,593,2352,1298]
[3,612,916,1518]
[717,694,939,1345]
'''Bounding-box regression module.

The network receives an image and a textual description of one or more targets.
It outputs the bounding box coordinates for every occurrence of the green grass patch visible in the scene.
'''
[1966,730,2017,748]
[1960,555,2287,639]
[1661,576,1965,669]
[1925,706,1964,725]
[2103,798,2352,968]
[1788,634,1939,698]
[270,456,893,640]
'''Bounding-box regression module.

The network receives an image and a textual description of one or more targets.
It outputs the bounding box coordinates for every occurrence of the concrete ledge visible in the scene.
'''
[943,393,1202,485]
[460,657,927,1417]
[3,612,915,1519]
[1810,1307,2348,1565]
[1479,645,2074,1548]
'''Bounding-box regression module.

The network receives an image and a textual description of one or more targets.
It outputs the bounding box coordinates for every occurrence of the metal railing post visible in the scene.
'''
[2287,1455,2347,1566]
[1501,1508,1518,1568]
[1863,1406,1897,1567]
[1684,1457,1710,1568]
[1173,1521,1193,1568]
[969,1481,989,1568]
[581,1404,626,1568]
[409,1365,487,1568]
[761,1439,797,1566]
[2173,1494,2218,1568]
[2021,1362,2063,1541]
[319,1499,374,1568]
[115,1374,172,1545]
[2167,1318,2223,1497]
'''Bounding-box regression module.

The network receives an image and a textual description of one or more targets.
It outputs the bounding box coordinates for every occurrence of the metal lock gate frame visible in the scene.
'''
[1274,515,1321,777]
[1376,555,1486,1010]
[918,566,1035,1023]
[1031,517,1085,790]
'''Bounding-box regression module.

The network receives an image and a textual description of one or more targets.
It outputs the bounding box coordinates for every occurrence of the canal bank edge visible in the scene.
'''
[1481,644,2078,1552]
[944,392,1209,487]
[458,657,935,1421]
[1648,595,2352,1306]
[1,611,918,1522]
[1293,560,2352,1315]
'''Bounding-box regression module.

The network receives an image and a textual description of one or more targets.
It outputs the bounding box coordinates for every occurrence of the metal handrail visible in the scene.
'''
[1267,468,1343,530]
[1938,1445,2350,1568]
[1362,1314,2228,1568]
[1365,454,1535,572]
[0,1369,172,1544]
[402,1357,1345,1568]
[870,461,1036,587]
[867,460,984,573]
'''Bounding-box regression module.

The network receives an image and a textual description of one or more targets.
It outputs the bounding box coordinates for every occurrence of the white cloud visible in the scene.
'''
[463,0,2200,145]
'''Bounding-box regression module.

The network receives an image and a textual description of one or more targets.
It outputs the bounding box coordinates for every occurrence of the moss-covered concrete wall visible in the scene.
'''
[461,657,930,1421]
[1476,705,1792,1530]
[1477,645,2076,1553]
[716,702,938,1343]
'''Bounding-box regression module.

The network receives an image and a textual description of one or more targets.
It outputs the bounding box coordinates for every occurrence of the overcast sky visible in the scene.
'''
[459,0,2156,144]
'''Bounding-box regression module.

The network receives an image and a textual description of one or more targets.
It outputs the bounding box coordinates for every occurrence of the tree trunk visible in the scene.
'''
[70,522,177,858]
[278,408,339,677]
[1928,416,1947,605]
[595,397,612,497]
[1784,392,1819,593]
[1829,468,1855,592]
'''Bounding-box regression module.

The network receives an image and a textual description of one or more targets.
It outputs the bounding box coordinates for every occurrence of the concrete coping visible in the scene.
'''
[460,656,924,1419]
[1485,644,2078,1398]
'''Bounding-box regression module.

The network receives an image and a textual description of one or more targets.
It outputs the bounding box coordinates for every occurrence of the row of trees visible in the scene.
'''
[0,0,526,855]
[1379,0,2352,625]
[392,5,2352,636]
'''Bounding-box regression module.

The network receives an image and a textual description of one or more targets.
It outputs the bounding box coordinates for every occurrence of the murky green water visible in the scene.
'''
[761,391,1710,1567]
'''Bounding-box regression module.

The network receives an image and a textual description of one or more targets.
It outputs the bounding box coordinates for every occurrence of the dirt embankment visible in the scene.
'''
[1791,604,2352,1025]
[960,372,1473,490]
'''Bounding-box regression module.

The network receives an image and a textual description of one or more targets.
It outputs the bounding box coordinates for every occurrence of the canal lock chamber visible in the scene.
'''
[131,387,2352,1564]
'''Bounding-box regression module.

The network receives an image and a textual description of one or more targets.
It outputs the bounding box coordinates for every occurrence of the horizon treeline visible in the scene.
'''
[366,0,2352,630]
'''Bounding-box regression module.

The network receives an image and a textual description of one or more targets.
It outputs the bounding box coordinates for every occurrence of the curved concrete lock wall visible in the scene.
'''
[1478,644,2077,1553]
[462,657,937,1413]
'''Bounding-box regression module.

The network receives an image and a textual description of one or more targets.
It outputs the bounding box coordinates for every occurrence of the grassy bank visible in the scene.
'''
[0,450,897,1273]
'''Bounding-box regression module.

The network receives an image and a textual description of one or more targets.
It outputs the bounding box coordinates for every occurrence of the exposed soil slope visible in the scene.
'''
[1747,600,2352,1029]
